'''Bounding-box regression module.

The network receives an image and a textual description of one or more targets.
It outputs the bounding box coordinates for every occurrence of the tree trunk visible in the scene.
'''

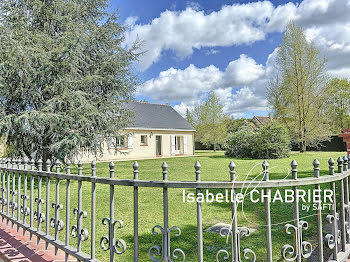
[299,140,306,152]
[213,144,216,152]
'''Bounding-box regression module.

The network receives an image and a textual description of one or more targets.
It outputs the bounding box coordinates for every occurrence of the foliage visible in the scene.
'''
[225,122,291,159]
[325,78,350,132]
[225,117,252,133]
[188,92,227,151]
[225,126,256,158]
[0,0,141,164]
[186,108,194,127]
[267,22,331,152]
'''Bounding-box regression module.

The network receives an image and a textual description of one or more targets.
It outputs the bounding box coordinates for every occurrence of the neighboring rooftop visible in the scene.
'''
[123,101,195,131]
[252,116,273,128]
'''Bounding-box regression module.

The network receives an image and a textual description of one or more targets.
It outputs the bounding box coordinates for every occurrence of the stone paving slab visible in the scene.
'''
[0,222,77,262]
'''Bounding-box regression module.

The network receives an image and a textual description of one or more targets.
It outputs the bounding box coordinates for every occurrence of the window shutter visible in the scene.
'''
[128,134,134,149]
[170,135,176,155]
[183,136,188,154]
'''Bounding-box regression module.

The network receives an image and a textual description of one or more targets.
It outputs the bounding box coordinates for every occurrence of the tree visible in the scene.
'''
[186,108,194,127]
[190,92,227,151]
[267,22,331,152]
[326,78,350,132]
[0,0,141,165]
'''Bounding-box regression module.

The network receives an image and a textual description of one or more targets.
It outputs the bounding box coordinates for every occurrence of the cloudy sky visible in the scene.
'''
[111,0,350,118]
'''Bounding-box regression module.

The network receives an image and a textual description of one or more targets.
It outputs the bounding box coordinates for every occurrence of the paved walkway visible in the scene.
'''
[0,220,76,262]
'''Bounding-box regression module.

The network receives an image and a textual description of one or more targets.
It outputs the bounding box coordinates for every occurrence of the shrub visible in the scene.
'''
[224,126,256,158]
[225,122,291,159]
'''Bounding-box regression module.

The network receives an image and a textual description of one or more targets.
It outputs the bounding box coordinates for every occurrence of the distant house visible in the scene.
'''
[75,101,196,162]
[252,116,273,129]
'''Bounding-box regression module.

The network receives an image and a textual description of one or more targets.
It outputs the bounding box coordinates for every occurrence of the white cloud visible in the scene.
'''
[131,0,350,116]
[126,0,350,77]
[223,54,265,87]
[140,64,223,102]
[140,55,269,116]
[125,1,275,70]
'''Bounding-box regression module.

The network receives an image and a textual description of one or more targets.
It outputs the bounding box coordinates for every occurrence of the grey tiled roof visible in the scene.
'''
[123,101,195,131]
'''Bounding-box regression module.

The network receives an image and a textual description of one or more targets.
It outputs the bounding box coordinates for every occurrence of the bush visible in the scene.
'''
[225,122,291,159]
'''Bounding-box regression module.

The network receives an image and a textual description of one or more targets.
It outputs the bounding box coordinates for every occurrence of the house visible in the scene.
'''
[252,116,273,129]
[75,101,196,162]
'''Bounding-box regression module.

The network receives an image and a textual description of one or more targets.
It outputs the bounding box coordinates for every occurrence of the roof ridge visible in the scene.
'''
[125,100,171,107]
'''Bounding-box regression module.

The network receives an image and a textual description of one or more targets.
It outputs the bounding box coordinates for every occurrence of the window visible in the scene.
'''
[109,136,127,149]
[116,136,126,148]
[175,136,181,150]
[140,135,148,145]
[116,136,126,147]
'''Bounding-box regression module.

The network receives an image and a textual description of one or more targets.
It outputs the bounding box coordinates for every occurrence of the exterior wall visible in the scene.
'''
[75,129,195,163]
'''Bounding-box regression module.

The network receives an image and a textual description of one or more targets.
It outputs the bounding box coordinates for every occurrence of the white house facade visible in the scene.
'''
[75,101,195,162]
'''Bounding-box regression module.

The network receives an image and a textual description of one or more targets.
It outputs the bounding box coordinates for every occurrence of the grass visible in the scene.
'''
[22,150,347,261]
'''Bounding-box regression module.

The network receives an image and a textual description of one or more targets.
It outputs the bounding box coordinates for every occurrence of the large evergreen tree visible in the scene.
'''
[267,22,331,152]
[0,0,140,164]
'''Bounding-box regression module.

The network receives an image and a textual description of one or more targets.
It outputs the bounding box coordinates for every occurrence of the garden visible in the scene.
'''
[39,150,347,261]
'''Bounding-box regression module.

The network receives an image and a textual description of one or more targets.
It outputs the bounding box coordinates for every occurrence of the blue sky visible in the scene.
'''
[109,0,350,118]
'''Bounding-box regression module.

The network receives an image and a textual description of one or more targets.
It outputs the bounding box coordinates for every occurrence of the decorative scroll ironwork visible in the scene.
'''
[0,188,7,207]
[281,221,312,261]
[216,226,256,262]
[72,208,89,241]
[9,190,17,213]
[50,203,64,231]
[100,217,126,254]
[325,214,341,250]
[20,195,30,217]
[149,225,185,262]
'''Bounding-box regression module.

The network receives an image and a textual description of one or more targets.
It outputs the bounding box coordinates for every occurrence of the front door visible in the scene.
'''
[156,136,162,156]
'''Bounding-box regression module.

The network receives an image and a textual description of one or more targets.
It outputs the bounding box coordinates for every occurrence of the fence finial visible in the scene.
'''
[30,158,35,170]
[194,161,201,170]
[337,157,343,173]
[133,161,139,180]
[37,158,43,171]
[328,158,335,175]
[313,159,320,178]
[66,159,71,175]
[262,160,269,169]
[194,161,201,181]
[46,159,51,172]
[55,159,61,173]
[229,161,236,170]
[229,161,236,181]
[109,161,115,179]
[162,162,168,181]
[22,157,28,170]
[262,160,269,181]
[77,160,82,176]
[291,160,298,179]
[343,156,348,171]
[91,160,96,177]
[15,158,20,169]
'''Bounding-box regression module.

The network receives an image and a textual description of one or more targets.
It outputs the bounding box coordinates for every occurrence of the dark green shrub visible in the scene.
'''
[225,122,291,159]
[224,126,256,158]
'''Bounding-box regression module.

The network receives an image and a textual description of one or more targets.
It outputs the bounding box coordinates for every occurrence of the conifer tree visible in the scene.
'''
[0,0,141,164]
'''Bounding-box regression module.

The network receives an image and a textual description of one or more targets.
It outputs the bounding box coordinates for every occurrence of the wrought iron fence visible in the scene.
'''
[0,155,349,261]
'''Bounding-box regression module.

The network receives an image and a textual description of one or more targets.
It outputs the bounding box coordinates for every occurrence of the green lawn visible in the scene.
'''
[39,150,347,261]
